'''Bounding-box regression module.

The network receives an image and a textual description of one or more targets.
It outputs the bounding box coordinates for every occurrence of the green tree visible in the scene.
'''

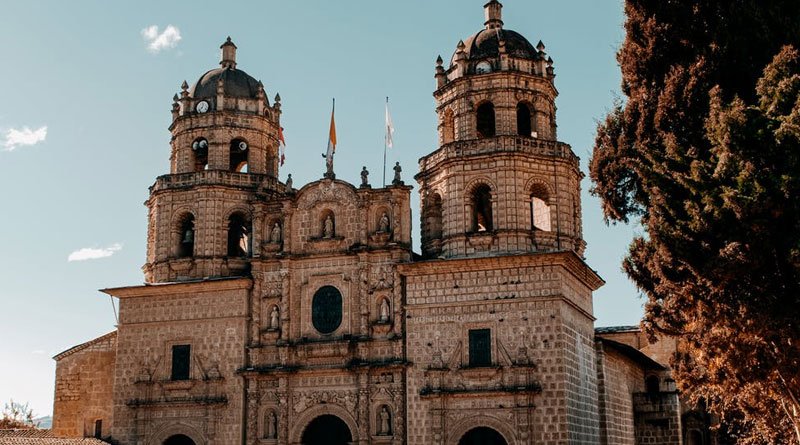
[0,399,38,429]
[590,0,800,442]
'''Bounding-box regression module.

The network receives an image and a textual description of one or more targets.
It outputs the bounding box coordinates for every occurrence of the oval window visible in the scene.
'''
[312,286,343,334]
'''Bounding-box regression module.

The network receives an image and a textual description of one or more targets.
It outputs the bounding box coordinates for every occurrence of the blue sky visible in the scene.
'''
[0,0,635,416]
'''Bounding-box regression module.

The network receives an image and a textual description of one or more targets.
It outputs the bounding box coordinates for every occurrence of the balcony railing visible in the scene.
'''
[150,170,277,192]
[419,136,578,170]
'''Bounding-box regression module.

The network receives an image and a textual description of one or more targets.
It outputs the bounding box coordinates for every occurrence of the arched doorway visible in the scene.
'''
[301,415,352,445]
[458,427,508,445]
[163,434,196,445]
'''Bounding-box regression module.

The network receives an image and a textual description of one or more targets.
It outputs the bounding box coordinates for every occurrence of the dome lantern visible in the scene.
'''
[484,0,503,30]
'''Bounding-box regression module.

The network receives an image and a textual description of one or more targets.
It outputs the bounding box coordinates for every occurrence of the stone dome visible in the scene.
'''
[452,29,537,65]
[190,67,261,99]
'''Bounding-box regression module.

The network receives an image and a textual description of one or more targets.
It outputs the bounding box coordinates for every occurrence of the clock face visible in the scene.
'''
[196,101,209,113]
[476,61,492,74]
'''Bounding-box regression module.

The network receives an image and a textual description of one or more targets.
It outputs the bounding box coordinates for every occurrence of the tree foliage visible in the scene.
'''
[0,399,37,429]
[590,0,800,442]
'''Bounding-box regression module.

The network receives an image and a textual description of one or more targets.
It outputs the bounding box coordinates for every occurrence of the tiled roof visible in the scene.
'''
[0,429,108,444]
[595,325,640,334]
[53,331,117,361]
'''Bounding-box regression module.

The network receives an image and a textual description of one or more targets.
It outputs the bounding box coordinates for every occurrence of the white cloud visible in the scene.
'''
[4,126,47,151]
[141,25,182,53]
[68,243,123,262]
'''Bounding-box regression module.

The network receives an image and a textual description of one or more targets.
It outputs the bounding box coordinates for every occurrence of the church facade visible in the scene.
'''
[51,3,713,445]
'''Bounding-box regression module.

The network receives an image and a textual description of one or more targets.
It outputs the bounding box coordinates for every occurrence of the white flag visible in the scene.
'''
[385,100,395,149]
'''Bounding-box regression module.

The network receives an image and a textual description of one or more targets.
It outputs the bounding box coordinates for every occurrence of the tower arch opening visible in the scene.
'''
[529,183,551,232]
[230,138,249,172]
[476,102,496,138]
[470,184,493,232]
[176,213,195,258]
[191,138,209,172]
[517,102,533,137]
[227,212,251,257]
[301,415,352,445]
[458,427,508,445]
[443,108,455,143]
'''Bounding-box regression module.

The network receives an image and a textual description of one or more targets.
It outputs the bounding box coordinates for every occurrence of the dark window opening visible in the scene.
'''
[171,344,191,381]
[471,185,493,232]
[312,286,343,334]
[178,214,195,258]
[230,139,249,172]
[191,138,209,172]
[476,102,495,138]
[469,329,492,367]
[517,103,532,137]
[302,415,352,445]
[646,375,660,394]
[443,109,455,144]
[94,419,102,439]
[227,213,251,257]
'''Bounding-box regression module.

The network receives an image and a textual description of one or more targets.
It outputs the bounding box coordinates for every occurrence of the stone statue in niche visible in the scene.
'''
[323,215,334,238]
[379,298,390,323]
[379,406,391,435]
[378,212,390,233]
[269,306,280,330]
[270,222,281,243]
[265,410,277,439]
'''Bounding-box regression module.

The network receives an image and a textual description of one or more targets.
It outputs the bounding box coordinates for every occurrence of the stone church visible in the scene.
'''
[50,2,716,445]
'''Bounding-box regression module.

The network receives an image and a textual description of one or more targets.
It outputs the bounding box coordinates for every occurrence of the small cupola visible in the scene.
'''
[220,37,237,69]
[484,0,503,30]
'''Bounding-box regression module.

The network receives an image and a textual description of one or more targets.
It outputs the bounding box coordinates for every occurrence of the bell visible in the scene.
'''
[182,228,194,243]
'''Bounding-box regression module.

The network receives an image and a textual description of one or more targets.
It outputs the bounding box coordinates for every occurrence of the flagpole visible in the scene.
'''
[383,97,388,187]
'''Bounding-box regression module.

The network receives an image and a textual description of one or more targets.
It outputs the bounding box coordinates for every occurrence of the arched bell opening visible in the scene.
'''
[227,212,252,257]
[230,138,249,172]
[476,102,496,138]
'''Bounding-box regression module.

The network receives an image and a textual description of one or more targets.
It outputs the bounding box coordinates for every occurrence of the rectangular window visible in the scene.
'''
[171,344,191,380]
[468,329,492,367]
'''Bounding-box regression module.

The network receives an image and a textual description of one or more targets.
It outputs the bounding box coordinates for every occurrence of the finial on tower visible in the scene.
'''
[220,37,237,69]
[484,0,503,30]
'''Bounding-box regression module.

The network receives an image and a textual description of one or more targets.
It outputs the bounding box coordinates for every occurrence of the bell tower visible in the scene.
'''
[419,1,584,259]
[144,38,284,282]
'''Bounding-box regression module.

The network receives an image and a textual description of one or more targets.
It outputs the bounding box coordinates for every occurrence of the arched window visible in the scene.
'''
[646,375,660,394]
[312,286,343,334]
[191,138,208,172]
[471,185,493,232]
[443,108,455,144]
[476,102,495,138]
[529,184,551,231]
[177,213,195,258]
[517,103,533,137]
[230,138,249,172]
[227,212,251,257]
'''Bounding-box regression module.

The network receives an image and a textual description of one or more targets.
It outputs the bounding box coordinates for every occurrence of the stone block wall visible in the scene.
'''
[52,331,116,439]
